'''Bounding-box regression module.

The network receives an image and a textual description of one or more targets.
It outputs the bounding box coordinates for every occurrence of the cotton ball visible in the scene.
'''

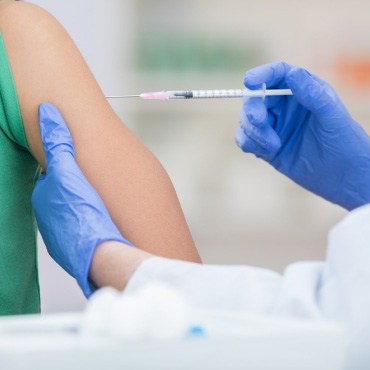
[107,294,149,341]
[80,287,121,337]
[128,283,191,341]
[80,283,192,342]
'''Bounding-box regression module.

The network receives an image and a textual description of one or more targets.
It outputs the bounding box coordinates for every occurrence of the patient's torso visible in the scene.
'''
[0,33,40,314]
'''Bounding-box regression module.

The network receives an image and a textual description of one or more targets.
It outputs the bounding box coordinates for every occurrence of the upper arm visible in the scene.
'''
[0,1,200,262]
[0,1,134,169]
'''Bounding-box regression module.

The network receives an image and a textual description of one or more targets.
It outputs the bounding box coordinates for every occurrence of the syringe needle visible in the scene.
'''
[106,95,140,98]
[106,92,170,100]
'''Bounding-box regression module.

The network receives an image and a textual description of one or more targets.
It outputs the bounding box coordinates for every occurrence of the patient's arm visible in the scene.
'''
[90,241,153,291]
[0,1,200,262]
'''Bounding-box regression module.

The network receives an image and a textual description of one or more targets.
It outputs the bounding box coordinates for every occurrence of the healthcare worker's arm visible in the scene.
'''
[236,61,370,211]
[33,103,153,296]
[0,1,200,262]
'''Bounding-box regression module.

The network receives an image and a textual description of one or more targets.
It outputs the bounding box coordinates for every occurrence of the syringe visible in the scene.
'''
[106,86,293,101]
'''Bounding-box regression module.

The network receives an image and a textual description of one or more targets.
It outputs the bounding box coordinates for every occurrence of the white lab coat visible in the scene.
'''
[125,204,370,369]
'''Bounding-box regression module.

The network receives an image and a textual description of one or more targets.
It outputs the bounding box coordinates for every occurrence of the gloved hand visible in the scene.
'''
[32,103,133,297]
[236,61,370,211]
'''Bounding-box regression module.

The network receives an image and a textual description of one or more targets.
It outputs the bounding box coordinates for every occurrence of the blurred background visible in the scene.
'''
[28,0,370,312]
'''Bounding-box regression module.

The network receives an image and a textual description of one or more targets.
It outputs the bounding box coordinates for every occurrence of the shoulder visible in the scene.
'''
[0,0,115,168]
[0,1,57,29]
[0,1,71,50]
[0,1,98,165]
[0,1,76,77]
[0,1,57,32]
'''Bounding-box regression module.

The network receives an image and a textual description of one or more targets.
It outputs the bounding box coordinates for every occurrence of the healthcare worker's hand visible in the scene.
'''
[236,61,370,210]
[32,103,133,297]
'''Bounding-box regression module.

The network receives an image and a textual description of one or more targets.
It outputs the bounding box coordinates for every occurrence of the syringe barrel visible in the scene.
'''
[192,89,247,98]
[167,89,292,99]
[170,89,249,99]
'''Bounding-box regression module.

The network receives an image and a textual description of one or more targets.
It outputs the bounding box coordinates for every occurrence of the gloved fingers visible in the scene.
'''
[264,95,287,109]
[286,67,349,119]
[31,175,44,205]
[235,127,266,156]
[242,97,279,126]
[244,62,292,109]
[235,126,280,160]
[237,110,280,156]
[244,61,294,89]
[242,97,268,127]
[38,103,75,170]
[36,172,46,182]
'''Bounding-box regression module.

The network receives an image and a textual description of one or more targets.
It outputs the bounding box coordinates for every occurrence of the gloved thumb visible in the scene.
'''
[286,67,347,119]
[38,103,75,169]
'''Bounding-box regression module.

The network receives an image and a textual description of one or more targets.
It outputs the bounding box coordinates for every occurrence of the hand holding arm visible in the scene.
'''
[32,103,150,297]
[236,61,370,210]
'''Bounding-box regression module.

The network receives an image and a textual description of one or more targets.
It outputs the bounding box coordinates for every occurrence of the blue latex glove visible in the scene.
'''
[236,61,370,210]
[32,103,133,297]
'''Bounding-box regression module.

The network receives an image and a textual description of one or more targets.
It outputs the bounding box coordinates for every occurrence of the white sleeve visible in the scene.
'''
[319,204,370,324]
[125,257,326,319]
[126,204,370,325]
[126,257,283,313]
[318,204,370,370]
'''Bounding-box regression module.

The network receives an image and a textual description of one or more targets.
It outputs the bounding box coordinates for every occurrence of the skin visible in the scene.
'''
[0,1,201,270]
[90,241,152,291]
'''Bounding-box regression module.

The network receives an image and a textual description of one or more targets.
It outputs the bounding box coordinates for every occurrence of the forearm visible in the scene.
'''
[89,241,152,291]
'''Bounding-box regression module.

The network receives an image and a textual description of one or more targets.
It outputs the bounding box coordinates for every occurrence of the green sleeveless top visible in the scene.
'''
[0,33,40,314]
